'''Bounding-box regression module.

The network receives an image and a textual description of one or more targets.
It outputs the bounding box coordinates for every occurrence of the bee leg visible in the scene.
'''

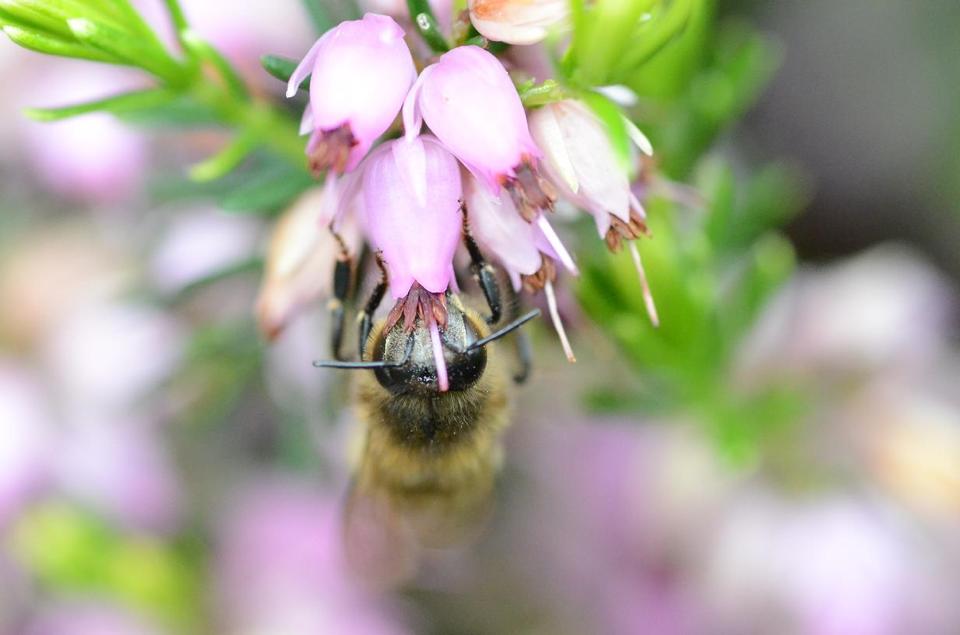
[329,234,353,361]
[358,253,388,360]
[512,329,532,384]
[462,218,502,325]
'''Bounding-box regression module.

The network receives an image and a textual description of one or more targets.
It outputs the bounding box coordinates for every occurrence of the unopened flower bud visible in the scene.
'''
[362,137,463,299]
[403,46,554,220]
[468,0,568,45]
[288,13,416,175]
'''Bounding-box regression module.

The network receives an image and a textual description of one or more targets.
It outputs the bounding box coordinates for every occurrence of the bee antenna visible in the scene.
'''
[467,310,541,351]
[313,334,414,370]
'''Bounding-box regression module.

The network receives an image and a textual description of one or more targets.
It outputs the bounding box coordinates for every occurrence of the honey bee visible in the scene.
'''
[314,230,537,578]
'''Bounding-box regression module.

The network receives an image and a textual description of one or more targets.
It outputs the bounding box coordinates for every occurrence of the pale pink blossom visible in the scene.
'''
[404,46,554,220]
[288,13,416,174]
[468,0,568,45]
[256,187,362,340]
[530,99,658,325]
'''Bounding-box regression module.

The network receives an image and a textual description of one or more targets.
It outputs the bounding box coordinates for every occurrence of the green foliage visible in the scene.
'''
[0,0,307,183]
[564,0,699,87]
[573,8,808,459]
[407,0,450,52]
[11,504,203,631]
[150,153,315,215]
[577,159,806,457]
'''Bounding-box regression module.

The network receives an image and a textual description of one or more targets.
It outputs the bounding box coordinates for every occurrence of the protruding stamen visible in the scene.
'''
[429,319,450,392]
[628,241,659,328]
[544,280,576,363]
[537,215,579,276]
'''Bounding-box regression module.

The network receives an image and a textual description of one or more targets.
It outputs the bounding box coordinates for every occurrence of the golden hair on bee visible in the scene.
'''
[313,239,537,582]
[352,296,511,537]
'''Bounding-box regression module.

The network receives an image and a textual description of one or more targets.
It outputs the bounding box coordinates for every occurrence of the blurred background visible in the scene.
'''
[1,1,959,634]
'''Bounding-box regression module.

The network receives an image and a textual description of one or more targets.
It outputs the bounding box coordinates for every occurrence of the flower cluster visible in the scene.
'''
[275,11,657,387]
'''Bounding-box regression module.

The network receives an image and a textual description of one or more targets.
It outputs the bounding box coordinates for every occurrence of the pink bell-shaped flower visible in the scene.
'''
[288,13,416,175]
[468,0,568,45]
[464,172,577,362]
[361,136,462,300]
[362,136,464,391]
[403,46,555,221]
[529,99,659,326]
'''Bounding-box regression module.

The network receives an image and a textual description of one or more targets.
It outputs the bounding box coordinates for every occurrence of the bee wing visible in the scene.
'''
[341,480,421,587]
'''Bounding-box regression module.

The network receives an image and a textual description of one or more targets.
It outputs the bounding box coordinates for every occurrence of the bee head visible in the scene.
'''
[373,303,487,394]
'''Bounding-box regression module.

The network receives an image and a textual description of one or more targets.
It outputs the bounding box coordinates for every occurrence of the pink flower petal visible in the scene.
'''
[412,46,539,190]
[363,137,462,298]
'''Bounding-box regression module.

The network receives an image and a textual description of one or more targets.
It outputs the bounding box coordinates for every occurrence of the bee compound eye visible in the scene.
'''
[446,343,486,392]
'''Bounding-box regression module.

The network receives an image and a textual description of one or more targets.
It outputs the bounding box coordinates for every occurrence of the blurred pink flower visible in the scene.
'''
[703,495,958,635]
[23,602,167,635]
[289,13,416,174]
[0,362,54,526]
[20,64,148,205]
[178,0,314,71]
[736,246,956,381]
[54,421,182,533]
[150,208,262,295]
[41,301,184,420]
[215,482,412,635]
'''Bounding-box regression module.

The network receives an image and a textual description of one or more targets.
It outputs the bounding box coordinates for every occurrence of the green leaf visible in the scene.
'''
[0,3,74,38]
[407,0,449,52]
[67,17,182,82]
[219,163,315,214]
[2,0,138,39]
[616,0,697,76]
[188,133,256,182]
[261,54,297,82]
[1,24,112,61]
[161,0,188,34]
[24,88,176,121]
[117,95,220,127]
[567,0,656,85]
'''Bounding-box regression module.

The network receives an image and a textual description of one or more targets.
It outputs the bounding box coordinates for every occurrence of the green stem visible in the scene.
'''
[161,0,189,48]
